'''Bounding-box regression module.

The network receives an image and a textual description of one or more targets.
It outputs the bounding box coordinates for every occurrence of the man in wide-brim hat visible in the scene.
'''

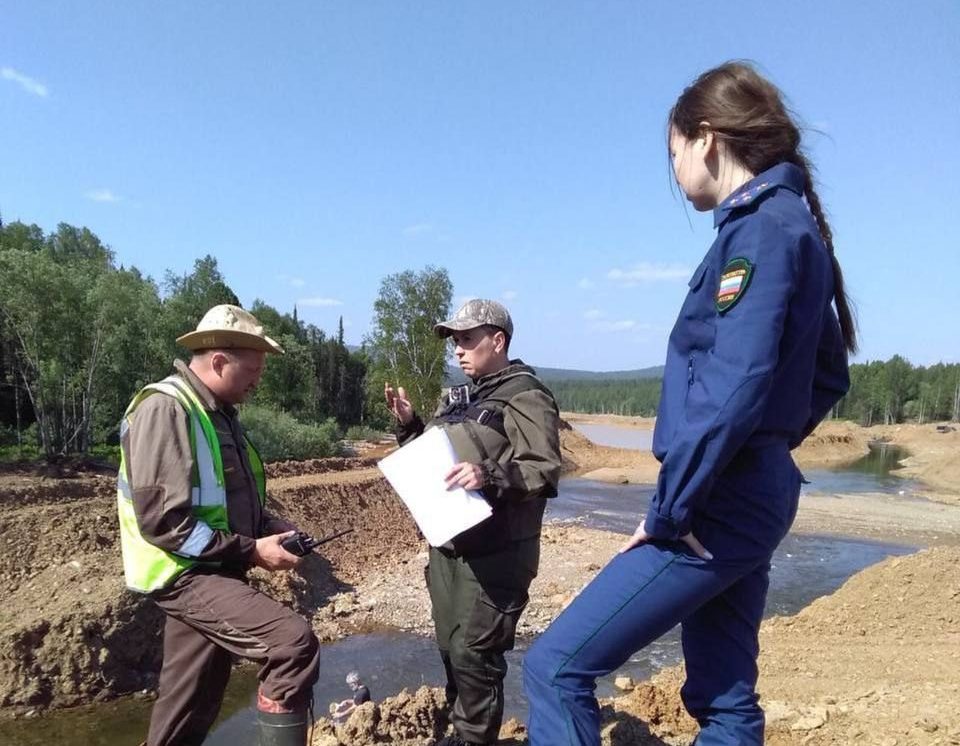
[116,304,319,746]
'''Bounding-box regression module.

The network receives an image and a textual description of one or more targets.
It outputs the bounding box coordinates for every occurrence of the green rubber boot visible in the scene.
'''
[256,710,309,746]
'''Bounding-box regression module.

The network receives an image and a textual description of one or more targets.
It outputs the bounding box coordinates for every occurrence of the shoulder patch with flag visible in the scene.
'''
[715,257,754,313]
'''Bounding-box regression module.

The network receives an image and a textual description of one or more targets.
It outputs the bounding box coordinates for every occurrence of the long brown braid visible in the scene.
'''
[669,61,858,353]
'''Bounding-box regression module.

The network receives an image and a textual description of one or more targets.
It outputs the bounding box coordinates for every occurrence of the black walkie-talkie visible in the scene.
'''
[281,528,354,556]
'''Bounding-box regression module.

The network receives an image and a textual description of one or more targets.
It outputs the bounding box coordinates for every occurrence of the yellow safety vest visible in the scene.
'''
[116,375,266,593]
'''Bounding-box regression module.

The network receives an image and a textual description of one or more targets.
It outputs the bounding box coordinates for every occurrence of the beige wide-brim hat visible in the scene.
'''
[176,304,285,355]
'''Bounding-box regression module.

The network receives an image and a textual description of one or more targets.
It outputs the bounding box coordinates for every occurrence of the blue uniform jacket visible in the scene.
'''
[644,162,850,541]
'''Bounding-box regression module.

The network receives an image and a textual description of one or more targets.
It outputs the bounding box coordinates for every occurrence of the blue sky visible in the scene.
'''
[2,1,958,370]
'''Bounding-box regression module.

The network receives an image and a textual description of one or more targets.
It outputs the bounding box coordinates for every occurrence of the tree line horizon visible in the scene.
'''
[1,219,957,461]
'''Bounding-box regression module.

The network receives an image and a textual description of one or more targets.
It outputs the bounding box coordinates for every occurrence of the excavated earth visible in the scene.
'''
[0,421,958,746]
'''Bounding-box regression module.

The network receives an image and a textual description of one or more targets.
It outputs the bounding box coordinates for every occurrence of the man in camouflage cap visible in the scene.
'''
[385,299,561,746]
[432,298,515,340]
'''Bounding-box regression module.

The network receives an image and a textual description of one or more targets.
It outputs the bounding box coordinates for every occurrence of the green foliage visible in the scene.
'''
[547,378,663,417]
[549,358,960,427]
[253,330,315,414]
[840,358,960,425]
[365,266,453,421]
[250,302,369,427]
[89,267,165,443]
[240,405,342,462]
[0,443,42,462]
[344,424,386,441]
[155,255,241,366]
[88,444,121,466]
[0,226,114,455]
[0,221,371,460]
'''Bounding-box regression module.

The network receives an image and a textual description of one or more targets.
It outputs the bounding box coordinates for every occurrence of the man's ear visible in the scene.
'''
[494,330,508,355]
[210,351,227,377]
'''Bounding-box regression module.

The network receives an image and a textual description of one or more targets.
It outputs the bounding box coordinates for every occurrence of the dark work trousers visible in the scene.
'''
[428,537,540,745]
[523,445,802,745]
[146,568,321,746]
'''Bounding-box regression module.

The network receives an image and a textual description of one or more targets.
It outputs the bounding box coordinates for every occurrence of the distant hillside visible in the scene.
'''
[445,363,664,385]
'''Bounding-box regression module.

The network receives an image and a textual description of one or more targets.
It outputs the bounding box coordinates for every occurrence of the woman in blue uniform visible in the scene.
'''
[523,61,856,745]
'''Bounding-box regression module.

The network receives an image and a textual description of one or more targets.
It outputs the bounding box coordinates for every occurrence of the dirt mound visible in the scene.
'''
[0,473,114,509]
[754,546,960,744]
[599,547,960,744]
[310,686,451,745]
[792,419,871,467]
[875,423,960,501]
[309,686,529,746]
[266,457,379,479]
[0,458,118,479]
[560,427,651,472]
[268,473,421,582]
[560,426,661,484]
[0,460,423,712]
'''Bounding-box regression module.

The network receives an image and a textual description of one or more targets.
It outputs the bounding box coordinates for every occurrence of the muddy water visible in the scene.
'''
[572,423,655,451]
[1,437,919,745]
[803,441,923,495]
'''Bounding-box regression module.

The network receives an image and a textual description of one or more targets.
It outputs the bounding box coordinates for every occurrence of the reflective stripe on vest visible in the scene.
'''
[116,375,266,593]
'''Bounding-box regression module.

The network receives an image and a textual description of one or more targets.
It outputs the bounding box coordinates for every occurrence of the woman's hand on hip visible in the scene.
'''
[619,525,713,560]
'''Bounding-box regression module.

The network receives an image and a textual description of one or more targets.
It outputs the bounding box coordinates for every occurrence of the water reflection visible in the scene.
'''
[803,442,922,496]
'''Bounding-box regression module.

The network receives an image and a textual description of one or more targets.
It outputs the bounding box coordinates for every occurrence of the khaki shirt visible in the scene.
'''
[121,360,292,567]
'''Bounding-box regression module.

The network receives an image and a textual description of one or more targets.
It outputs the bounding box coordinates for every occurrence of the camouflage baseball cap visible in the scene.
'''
[434,298,514,339]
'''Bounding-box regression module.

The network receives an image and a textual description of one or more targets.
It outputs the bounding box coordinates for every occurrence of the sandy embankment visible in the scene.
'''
[562,414,960,505]
[311,542,960,746]
[562,414,874,483]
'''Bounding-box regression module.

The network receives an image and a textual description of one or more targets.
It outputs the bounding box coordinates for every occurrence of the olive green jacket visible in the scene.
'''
[398,361,561,555]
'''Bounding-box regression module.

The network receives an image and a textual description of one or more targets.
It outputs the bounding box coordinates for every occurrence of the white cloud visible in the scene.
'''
[577,277,595,290]
[607,262,692,285]
[502,289,518,301]
[297,297,343,307]
[85,188,121,203]
[1,66,48,97]
[605,320,637,332]
[403,222,435,237]
[583,309,604,320]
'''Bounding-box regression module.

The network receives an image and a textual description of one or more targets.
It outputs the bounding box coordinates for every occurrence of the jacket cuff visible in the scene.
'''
[396,414,425,446]
[262,515,297,536]
[479,459,506,501]
[643,510,680,541]
[198,532,257,566]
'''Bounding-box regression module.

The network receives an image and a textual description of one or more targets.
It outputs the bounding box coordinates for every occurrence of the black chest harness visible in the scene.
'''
[436,370,549,440]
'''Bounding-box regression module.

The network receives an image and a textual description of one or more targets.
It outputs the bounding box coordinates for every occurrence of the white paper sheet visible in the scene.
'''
[377,426,493,547]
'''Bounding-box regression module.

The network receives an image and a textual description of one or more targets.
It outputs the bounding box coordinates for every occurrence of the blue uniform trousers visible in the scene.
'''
[523,447,801,745]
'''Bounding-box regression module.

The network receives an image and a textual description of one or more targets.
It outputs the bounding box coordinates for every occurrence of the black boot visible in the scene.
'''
[257,710,308,746]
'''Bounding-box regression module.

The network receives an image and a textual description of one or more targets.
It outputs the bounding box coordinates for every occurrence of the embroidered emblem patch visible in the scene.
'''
[715,257,754,313]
